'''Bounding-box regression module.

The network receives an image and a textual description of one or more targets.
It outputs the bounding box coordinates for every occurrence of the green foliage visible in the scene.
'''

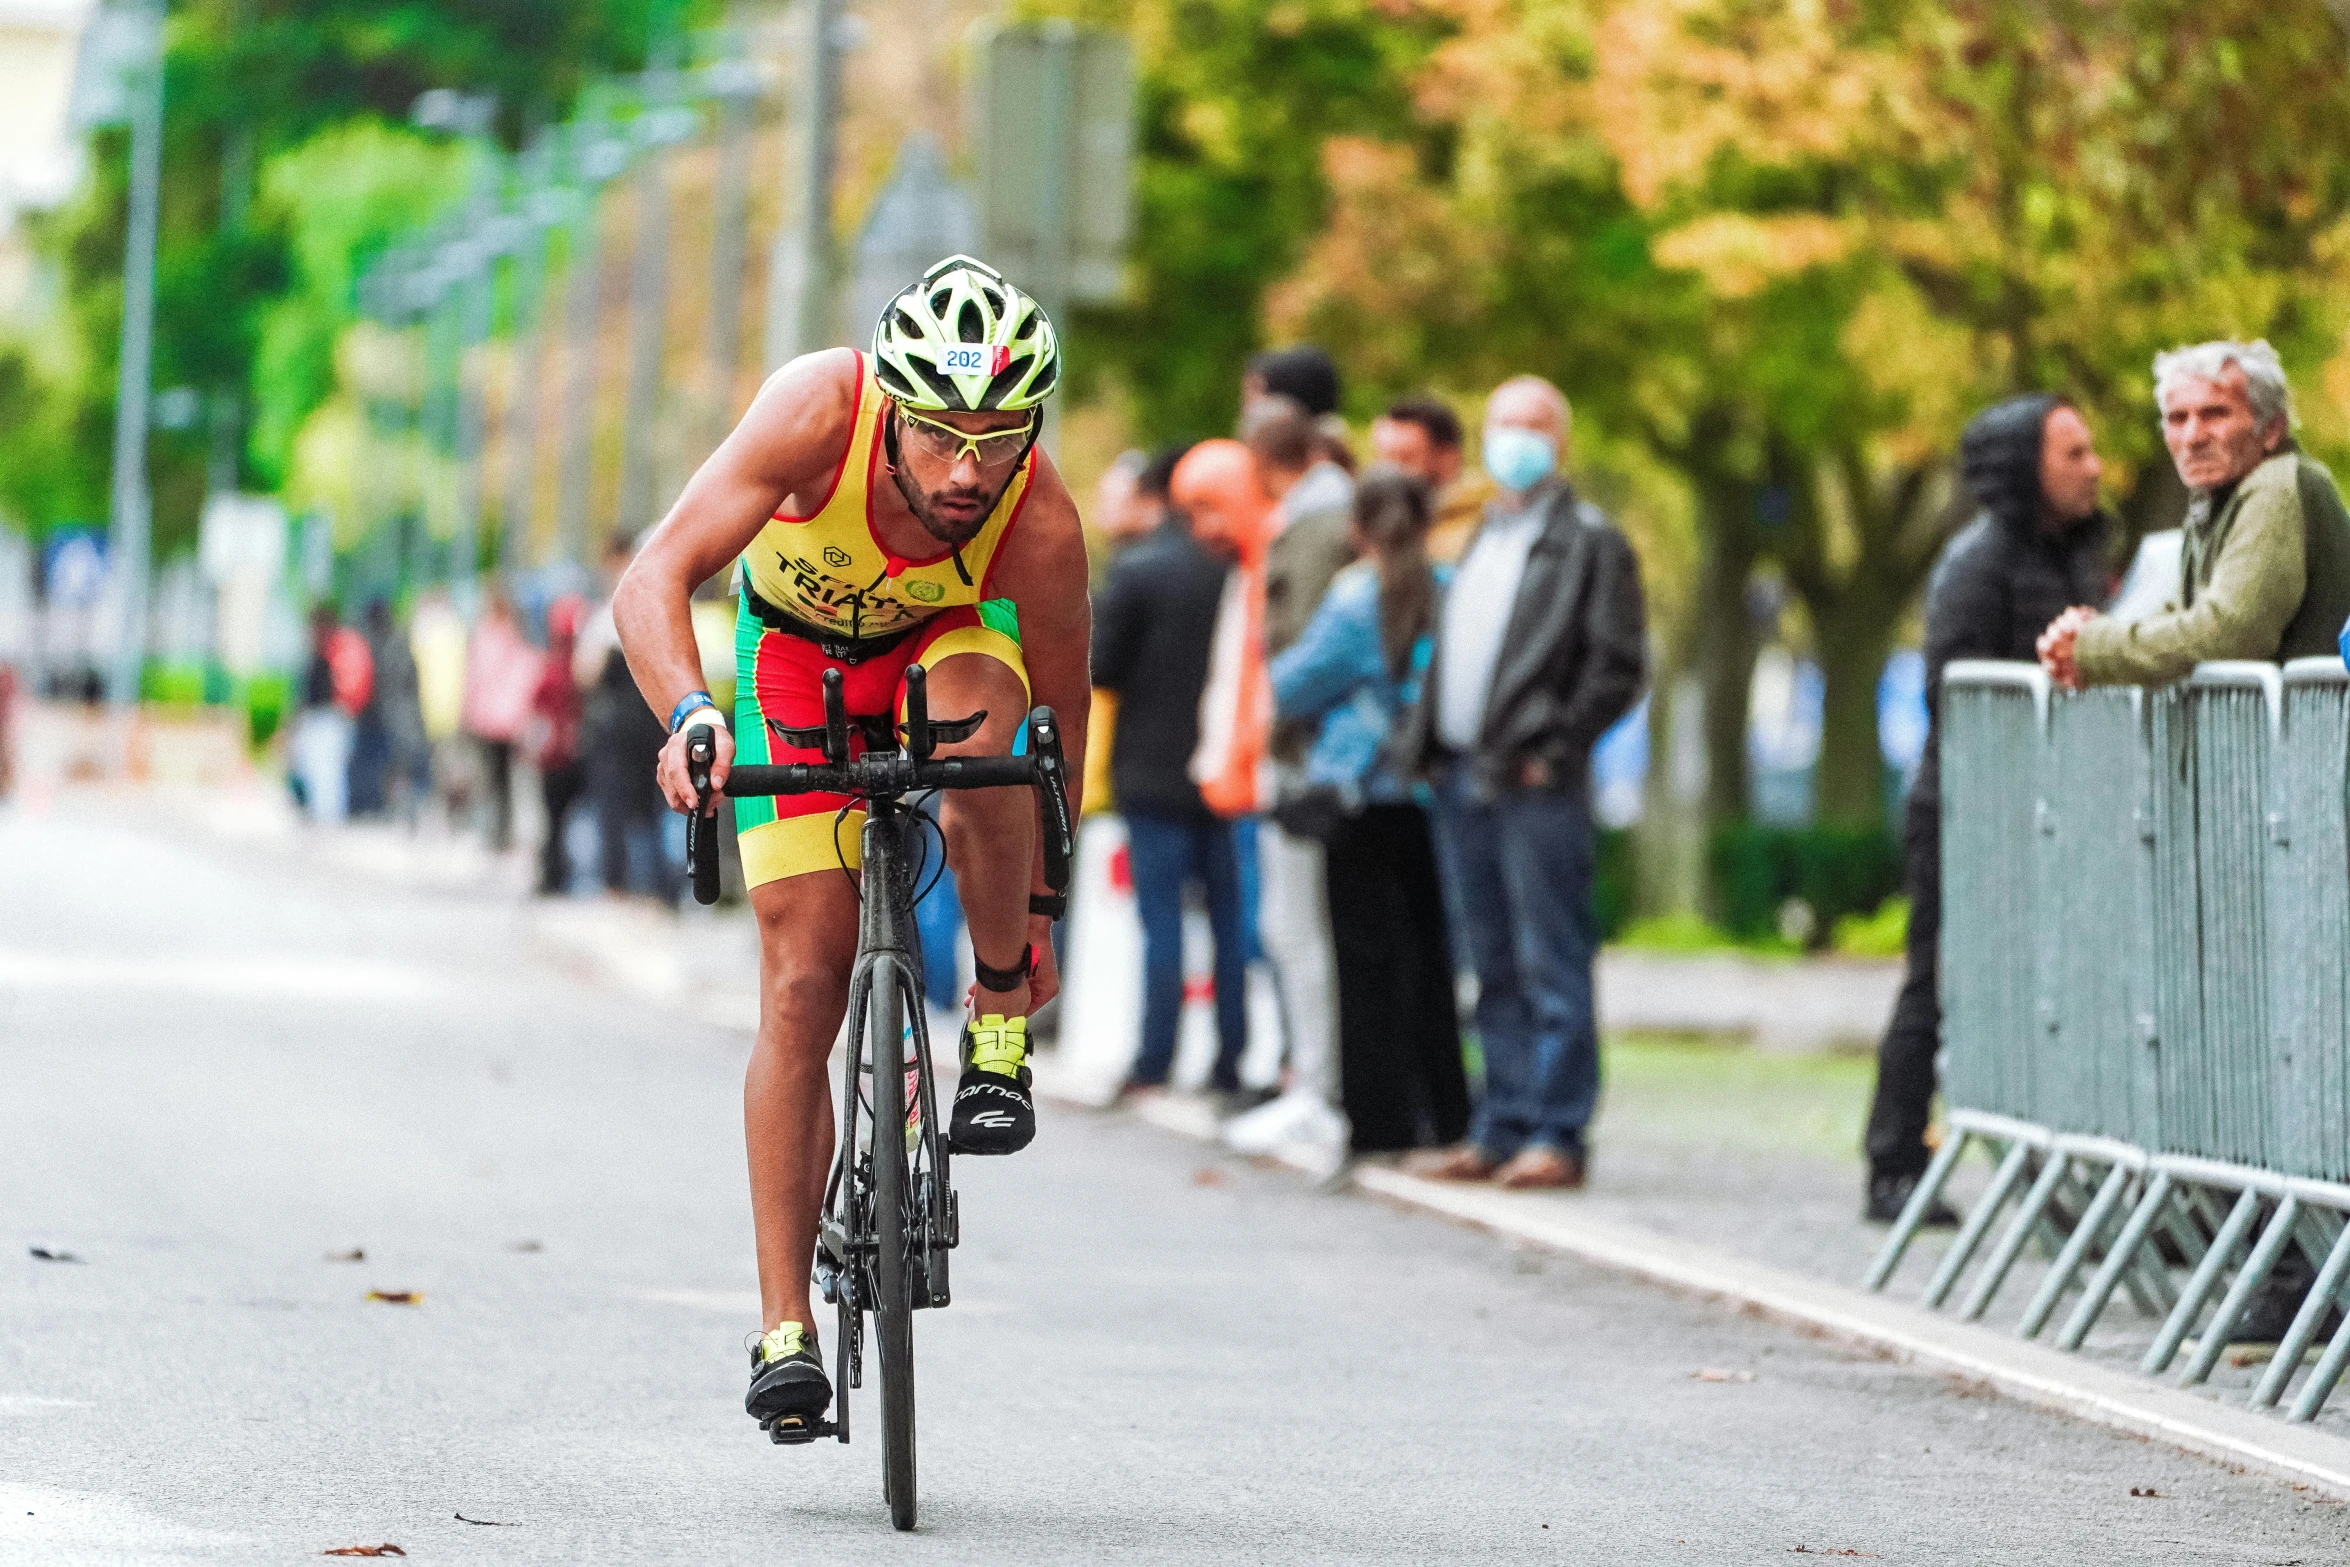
[1708,822,1904,947]
[0,0,704,547]
[247,122,467,489]
[1040,0,1448,436]
[1594,823,1635,941]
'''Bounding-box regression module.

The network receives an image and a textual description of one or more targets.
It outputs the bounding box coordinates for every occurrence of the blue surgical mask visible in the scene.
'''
[1483,426,1557,493]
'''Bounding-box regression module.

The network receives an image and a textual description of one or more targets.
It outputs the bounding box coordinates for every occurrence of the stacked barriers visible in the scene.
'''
[1865,658,2350,1422]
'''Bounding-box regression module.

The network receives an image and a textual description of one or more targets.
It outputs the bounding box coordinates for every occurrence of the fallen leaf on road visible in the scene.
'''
[2130,1486,2162,1498]
[323,1546,405,1557]
[1692,1368,1757,1383]
[1192,1168,1226,1187]
[508,1240,543,1253]
[1788,1549,1877,1559]
[324,1249,365,1263]
[454,1513,514,1526]
[28,1247,82,1263]
[365,1291,422,1306]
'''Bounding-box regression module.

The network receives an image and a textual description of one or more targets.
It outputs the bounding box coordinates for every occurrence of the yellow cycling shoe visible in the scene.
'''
[949,1014,1035,1155]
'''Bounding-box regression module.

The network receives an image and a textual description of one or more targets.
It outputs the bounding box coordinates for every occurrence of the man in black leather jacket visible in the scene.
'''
[1863,394,2112,1221]
[1392,376,1647,1190]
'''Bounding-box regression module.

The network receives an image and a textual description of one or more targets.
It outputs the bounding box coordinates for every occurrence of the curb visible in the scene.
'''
[1050,1080,2350,1501]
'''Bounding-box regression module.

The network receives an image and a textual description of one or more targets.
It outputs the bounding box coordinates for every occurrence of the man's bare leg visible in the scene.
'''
[925,652,1039,1015]
[747,869,861,1334]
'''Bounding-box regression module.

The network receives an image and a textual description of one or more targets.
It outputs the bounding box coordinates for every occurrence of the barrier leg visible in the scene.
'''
[2255,1220,2350,1409]
[1961,1152,2073,1322]
[2144,1186,2262,1376]
[2179,1195,2301,1386]
[1923,1139,2034,1311]
[2060,1172,2173,1350]
[1863,1131,1971,1292]
[2018,1159,2132,1340]
[2291,1300,2350,1422]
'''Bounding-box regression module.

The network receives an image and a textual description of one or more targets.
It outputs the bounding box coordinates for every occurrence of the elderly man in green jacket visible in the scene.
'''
[2039,339,2350,688]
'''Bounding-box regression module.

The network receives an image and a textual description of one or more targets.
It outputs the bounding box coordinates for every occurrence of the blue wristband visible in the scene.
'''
[668,690,718,734]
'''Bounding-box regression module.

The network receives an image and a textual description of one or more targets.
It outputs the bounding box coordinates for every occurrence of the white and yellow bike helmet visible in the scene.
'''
[872,255,1060,412]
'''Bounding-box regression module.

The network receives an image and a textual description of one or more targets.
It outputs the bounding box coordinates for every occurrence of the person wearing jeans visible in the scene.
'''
[1392,376,1646,1190]
[1090,444,1250,1093]
[1123,813,1250,1089]
[1431,769,1598,1158]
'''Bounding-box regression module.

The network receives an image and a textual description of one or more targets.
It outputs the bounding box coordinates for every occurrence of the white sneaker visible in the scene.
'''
[1223,1089,1349,1164]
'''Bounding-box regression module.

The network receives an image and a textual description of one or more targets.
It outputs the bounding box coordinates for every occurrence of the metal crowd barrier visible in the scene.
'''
[1866,658,2350,1423]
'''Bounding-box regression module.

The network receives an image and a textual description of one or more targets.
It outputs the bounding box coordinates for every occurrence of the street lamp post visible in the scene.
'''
[75,0,167,708]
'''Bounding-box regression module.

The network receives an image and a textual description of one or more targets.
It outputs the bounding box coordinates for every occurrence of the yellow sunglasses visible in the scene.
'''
[894,405,1039,468]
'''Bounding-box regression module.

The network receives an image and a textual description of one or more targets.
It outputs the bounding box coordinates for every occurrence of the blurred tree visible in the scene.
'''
[1,0,707,553]
[1266,0,2350,832]
[1036,0,1449,436]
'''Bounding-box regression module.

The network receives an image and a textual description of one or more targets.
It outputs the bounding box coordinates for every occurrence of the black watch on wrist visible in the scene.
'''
[1029,892,1067,921]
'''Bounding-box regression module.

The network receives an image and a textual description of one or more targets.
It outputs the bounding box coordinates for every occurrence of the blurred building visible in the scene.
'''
[0,1,94,312]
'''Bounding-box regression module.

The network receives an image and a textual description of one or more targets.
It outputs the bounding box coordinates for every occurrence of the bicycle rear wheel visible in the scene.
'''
[867,956,918,1530]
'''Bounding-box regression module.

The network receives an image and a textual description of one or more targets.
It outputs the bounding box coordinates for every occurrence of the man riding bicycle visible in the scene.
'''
[613,256,1089,1433]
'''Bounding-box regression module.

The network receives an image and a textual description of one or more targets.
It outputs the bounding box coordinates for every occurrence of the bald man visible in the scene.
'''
[1392,375,1647,1190]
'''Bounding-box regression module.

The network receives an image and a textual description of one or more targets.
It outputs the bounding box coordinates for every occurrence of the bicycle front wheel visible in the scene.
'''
[867,956,918,1530]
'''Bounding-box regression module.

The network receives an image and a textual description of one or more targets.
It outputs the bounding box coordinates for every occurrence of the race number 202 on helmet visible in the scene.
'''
[871,255,1061,414]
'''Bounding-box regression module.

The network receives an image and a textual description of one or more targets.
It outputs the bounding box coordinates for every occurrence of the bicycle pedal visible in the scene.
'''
[764,1413,838,1446]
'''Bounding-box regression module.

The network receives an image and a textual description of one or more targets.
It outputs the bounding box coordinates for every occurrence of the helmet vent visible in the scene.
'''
[929,288,952,318]
[893,306,924,339]
[957,300,986,343]
[912,358,963,406]
[1012,304,1039,342]
[981,287,1004,315]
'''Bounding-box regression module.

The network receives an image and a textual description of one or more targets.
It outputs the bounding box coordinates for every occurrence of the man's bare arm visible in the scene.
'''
[616,347,859,807]
[986,446,1093,878]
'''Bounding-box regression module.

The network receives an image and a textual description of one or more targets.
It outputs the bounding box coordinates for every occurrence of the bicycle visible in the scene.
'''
[683,661,1073,1532]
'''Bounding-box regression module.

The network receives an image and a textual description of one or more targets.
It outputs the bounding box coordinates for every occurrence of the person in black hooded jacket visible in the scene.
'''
[1863,394,2113,1222]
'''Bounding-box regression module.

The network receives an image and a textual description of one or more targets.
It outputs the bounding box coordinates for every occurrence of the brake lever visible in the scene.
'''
[686,729,720,906]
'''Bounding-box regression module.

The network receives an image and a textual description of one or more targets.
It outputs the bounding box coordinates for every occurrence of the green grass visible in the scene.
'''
[1594,1031,1871,1164]
[1610,911,1801,959]
[1831,896,1909,958]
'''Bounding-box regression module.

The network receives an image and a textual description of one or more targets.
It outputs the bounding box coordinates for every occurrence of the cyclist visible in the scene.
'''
[613,256,1089,1432]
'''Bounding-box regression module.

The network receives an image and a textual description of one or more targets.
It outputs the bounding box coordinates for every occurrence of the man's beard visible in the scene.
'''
[891,462,1011,548]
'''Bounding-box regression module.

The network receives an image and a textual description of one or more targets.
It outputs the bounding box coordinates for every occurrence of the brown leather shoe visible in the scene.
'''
[1402,1144,1502,1182]
[1494,1146,1586,1190]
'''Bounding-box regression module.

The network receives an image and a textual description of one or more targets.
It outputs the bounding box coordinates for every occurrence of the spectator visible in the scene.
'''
[1244,396,1359,1124]
[1393,375,1646,1190]
[1267,467,1469,1155]
[347,601,394,818]
[364,598,430,826]
[530,594,589,895]
[1373,396,1492,562]
[0,661,16,799]
[578,535,675,897]
[1094,440,1249,1097]
[291,602,371,824]
[460,587,542,853]
[2041,339,2350,688]
[1864,395,2111,1223]
[1094,450,1154,556]
[1311,413,1359,476]
[1243,344,1341,420]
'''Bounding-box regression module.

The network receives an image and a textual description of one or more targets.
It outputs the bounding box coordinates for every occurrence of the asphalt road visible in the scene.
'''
[4,796,2347,1564]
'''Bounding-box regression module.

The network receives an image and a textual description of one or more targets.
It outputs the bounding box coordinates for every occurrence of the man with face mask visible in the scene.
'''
[615,256,1090,1438]
[1391,376,1646,1190]
[1864,394,2112,1223]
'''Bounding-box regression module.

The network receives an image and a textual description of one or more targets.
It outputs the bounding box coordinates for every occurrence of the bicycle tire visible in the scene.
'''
[868,956,918,1531]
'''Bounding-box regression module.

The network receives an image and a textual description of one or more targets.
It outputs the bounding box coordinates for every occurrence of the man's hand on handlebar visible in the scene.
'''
[659,717,734,815]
